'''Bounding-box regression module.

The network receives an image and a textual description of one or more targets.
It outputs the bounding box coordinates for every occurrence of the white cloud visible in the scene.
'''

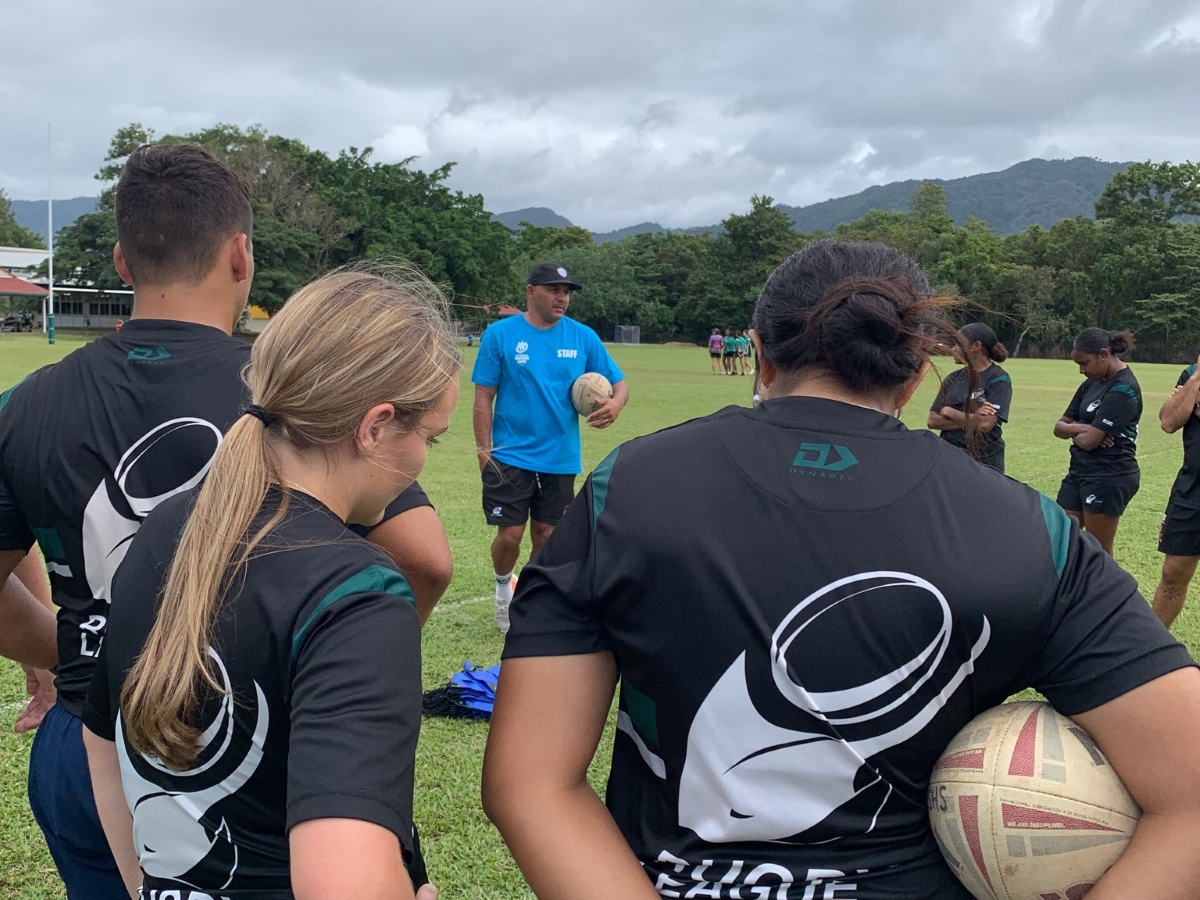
[2,0,1198,230]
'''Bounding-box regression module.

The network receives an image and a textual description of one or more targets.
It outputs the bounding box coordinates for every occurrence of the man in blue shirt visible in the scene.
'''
[472,262,628,632]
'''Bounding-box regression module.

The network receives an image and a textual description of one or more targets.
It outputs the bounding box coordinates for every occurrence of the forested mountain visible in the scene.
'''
[12,197,98,243]
[491,207,572,229]
[585,157,1132,239]
[779,157,1130,235]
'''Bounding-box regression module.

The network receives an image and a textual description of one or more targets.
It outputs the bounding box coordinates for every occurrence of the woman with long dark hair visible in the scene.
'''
[1053,327,1141,555]
[82,268,459,900]
[927,322,1012,472]
[483,241,1200,899]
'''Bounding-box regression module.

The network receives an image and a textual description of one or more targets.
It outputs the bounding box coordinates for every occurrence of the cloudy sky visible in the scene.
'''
[3,0,1199,230]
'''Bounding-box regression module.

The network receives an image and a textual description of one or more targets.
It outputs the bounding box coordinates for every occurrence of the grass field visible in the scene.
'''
[1,332,1198,898]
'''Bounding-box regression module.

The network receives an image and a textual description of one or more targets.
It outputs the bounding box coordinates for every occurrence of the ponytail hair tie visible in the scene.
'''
[244,404,275,427]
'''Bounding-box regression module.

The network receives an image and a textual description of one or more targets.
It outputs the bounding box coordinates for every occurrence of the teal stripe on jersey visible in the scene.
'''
[621,678,659,745]
[292,564,414,659]
[591,447,620,528]
[0,374,32,412]
[1040,494,1070,579]
[1109,383,1138,400]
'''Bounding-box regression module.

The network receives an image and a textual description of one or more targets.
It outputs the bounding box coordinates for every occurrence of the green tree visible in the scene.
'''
[677,195,800,340]
[1095,161,1200,227]
[0,189,45,249]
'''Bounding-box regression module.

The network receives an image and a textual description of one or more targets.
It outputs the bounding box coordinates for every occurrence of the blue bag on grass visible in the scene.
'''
[422,661,500,720]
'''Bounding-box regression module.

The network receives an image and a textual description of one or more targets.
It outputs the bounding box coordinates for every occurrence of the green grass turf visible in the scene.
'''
[0,333,1197,897]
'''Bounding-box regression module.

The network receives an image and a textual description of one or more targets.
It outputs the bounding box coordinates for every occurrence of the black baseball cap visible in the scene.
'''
[527,262,583,291]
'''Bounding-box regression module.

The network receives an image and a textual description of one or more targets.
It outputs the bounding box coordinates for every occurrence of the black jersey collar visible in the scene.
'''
[754,395,909,434]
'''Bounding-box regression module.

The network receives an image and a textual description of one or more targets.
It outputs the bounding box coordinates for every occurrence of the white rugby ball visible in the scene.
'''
[570,372,613,416]
[929,701,1139,900]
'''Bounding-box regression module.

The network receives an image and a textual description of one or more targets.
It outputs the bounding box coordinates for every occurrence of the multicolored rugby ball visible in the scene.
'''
[929,701,1139,900]
[570,372,613,416]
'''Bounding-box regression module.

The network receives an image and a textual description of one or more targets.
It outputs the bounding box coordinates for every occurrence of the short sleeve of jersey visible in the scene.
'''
[584,329,625,385]
[81,641,116,741]
[1025,506,1194,715]
[986,374,1013,423]
[1063,381,1087,421]
[471,326,503,388]
[287,587,422,853]
[503,461,611,658]
[345,482,432,539]
[0,379,35,553]
[1091,383,1139,438]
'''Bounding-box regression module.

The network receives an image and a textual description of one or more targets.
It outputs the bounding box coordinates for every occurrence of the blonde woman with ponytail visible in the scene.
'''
[81,267,459,900]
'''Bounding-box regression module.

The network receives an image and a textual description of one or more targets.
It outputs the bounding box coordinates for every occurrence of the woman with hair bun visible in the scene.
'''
[80,268,457,900]
[927,322,1013,472]
[1053,327,1142,555]
[483,240,1200,899]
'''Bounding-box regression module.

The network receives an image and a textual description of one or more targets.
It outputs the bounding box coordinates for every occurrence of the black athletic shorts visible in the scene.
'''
[1056,470,1140,518]
[1160,493,1200,557]
[709,349,721,358]
[483,461,577,527]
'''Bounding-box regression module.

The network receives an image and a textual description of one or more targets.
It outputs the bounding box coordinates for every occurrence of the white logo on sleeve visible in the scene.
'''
[514,341,530,366]
[677,572,990,844]
[117,649,267,889]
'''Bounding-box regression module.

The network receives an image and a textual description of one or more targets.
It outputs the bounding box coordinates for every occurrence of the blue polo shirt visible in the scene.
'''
[472,315,624,475]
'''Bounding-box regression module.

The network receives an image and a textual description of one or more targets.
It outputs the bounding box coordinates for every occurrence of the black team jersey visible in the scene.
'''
[1167,365,1200,504]
[0,321,250,716]
[1063,368,1142,477]
[504,396,1192,900]
[83,488,422,896]
[930,364,1012,464]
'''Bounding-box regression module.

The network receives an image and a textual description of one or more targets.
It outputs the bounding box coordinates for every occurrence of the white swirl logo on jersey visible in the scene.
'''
[514,341,530,366]
[117,648,268,890]
[1086,400,1101,413]
[82,418,223,605]
[678,571,990,844]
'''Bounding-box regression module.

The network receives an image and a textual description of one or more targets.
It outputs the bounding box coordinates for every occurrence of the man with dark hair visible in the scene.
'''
[0,142,256,898]
[0,143,447,896]
[472,262,628,633]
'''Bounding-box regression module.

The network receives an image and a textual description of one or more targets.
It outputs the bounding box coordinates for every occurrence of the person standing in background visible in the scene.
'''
[472,262,628,633]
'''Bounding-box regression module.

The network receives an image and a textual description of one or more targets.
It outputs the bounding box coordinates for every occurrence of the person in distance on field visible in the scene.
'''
[927,322,1013,473]
[1053,328,1142,555]
[472,262,627,633]
[708,328,723,374]
[82,268,454,900]
[722,327,736,374]
[1151,349,1200,628]
[482,239,1200,900]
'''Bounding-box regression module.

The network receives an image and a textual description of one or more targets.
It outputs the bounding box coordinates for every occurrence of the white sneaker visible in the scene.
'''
[495,575,516,634]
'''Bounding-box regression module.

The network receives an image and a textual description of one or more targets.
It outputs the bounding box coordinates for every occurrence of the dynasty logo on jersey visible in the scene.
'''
[117,649,267,891]
[79,419,222,655]
[677,572,990,844]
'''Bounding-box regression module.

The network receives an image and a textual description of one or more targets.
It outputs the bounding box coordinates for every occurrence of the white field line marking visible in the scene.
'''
[431,595,489,615]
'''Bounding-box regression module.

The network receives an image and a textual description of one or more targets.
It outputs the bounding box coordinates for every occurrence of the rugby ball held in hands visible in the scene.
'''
[929,701,1138,900]
[571,373,613,416]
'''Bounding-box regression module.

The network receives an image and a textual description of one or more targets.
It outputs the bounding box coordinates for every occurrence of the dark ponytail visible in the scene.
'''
[959,322,1008,363]
[1074,327,1135,357]
[753,239,961,393]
